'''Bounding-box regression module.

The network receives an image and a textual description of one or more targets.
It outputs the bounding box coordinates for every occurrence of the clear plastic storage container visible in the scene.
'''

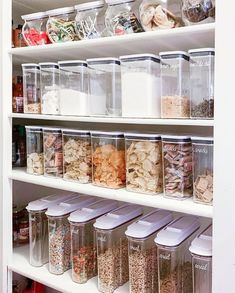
[26,126,44,175]
[26,193,72,267]
[68,199,118,284]
[22,63,41,114]
[59,60,89,116]
[162,135,193,199]
[189,225,212,293]
[91,131,126,188]
[75,1,105,39]
[120,54,161,118]
[46,195,97,275]
[94,204,143,293]
[192,137,213,205]
[189,48,215,119]
[87,58,121,117]
[43,127,63,178]
[125,133,163,194]
[125,210,173,293]
[62,129,92,183]
[155,216,200,293]
[160,51,190,118]
[46,7,78,43]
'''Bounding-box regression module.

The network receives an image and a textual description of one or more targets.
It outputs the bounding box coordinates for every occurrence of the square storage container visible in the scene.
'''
[39,62,60,115]
[58,60,89,116]
[189,48,215,119]
[160,51,190,118]
[94,204,143,293]
[87,58,121,117]
[68,199,118,284]
[120,54,161,118]
[22,63,41,114]
[125,133,163,194]
[192,137,213,205]
[189,225,212,293]
[62,129,92,183]
[125,209,173,293]
[162,135,193,199]
[91,131,126,188]
[46,195,97,275]
[155,216,200,293]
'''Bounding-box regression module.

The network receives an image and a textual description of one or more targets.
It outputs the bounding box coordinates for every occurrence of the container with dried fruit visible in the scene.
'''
[162,135,193,199]
[192,137,213,205]
[189,48,215,119]
[91,131,126,189]
[125,209,173,293]
[160,51,190,119]
[46,195,96,275]
[155,216,200,293]
[22,63,41,114]
[125,133,163,194]
[94,204,143,293]
[69,199,118,284]
[189,225,212,293]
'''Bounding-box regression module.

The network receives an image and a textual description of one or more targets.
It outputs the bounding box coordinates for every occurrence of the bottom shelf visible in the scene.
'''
[9,245,129,293]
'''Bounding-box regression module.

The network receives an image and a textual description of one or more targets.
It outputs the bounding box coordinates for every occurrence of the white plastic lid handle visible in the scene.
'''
[189,225,212,257]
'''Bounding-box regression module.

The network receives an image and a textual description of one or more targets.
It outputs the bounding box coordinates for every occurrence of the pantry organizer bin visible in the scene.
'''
[87,58,121,116]
[94,204,143,293]
[160,51,190,118]
[192,137,213,205]
[46,195,97,275]
[91,131,126,189]
[189,225,212,293]
[120,54,161,118]
[68,199,118,284]
[125,133,163,194]
[155,216,200,293]
[125,209,173,293]
[58,60,89,116]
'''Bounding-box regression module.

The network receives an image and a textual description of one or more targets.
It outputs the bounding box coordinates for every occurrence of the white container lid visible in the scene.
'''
[58,60,87,67]
[105,0,134,5]
[39,62,59,69]
[125,210,173,239]
[22,63,40,69]
[94,204,143,230]
[46,7,75,17]
[87,57,120,65]
[191,136,213,144]
[188,48,215,56]
[75,0,104,11]
[42,126,61,132]
[21,12,47,21]
[120,54,160,63]
[46,195,96,217]
[68,199,118,223]
[162,134,191,142]
[25,125,43,131]
[189,225,212,257]
[154,216,200,247]
[124,132,161,141]
[91,131,124,138]
[160,51,190,61]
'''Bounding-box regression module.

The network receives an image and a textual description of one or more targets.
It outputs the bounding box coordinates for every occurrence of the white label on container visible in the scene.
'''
[159,253,171,260]
[130,244,141,252]
[97,235,106,242]
[195,263,208,271]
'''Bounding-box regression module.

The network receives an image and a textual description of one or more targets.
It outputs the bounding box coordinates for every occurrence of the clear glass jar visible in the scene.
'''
[26,126,44,175]
[125,133,163,194]
[192,137,213,205]
[189,48,215,119]
[91,131,126,189]
[22,63,41,114]
[39,62,60,115]
[139,0,183,31]
[87,58,121,117]
[120,54,161,118]
[62,129,92,183]
[59,60,89,116]
[160,51,190,118]
[162,135,193,199]
[46,7,79,43]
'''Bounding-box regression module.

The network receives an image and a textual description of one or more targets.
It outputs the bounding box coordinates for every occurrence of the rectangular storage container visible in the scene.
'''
[160,51,190,118]
[120,54,161,118]
[68,199,118,284]
[125,133,163,194]
[94,204,143,293]
[155,216,200,293]
[91,131,126,189]
[125,210,173,293]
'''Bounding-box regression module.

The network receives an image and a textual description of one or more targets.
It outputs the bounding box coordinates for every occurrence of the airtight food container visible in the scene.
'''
[125,209,173,293]
[94,204,143,293]
[68,199,118,284]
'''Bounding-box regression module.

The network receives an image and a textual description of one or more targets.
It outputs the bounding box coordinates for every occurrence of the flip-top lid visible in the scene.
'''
[189,225,212,257]
[124,132,161,141]
[75,0,104,11]
[46,7,75,17]
[22,12,47,21]
[120,54,160,63]
[160,51,190,61]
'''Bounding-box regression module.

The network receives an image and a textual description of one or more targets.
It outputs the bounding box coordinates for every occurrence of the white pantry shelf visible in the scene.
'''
[10,168,213,218]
